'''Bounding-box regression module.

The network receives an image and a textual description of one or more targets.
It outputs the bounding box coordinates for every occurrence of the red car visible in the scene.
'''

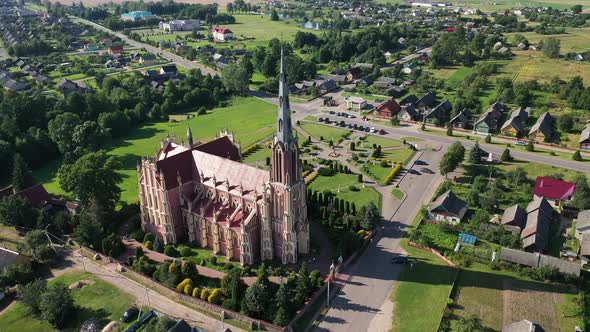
[379,129,386,135]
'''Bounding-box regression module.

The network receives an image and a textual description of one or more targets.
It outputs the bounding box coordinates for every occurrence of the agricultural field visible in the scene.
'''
[0,272,135,332]
[35,97,277,202]
[308,172,382,209]
[506,27,590,53]
[449,262,582,331]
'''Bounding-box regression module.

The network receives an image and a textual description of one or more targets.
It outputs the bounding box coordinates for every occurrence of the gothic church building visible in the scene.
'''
[137,51,309,265]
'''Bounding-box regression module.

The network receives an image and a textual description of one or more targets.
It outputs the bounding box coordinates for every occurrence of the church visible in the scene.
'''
[137,51,309,265]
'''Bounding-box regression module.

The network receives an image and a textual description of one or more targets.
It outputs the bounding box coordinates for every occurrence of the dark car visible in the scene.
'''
[415,160,428,165]
[364,127,370,132]
[339,120,346,127]
[408,169,421,175]
[391,256,408,264]
[120,307,139,322]
[329,110,335,114]
[421,167,434,174]
[353,124,358,129]
[318,117,324,122]
[358,126,365,131]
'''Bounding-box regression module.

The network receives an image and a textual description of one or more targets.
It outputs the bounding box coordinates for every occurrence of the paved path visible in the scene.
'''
[57,249,245,332]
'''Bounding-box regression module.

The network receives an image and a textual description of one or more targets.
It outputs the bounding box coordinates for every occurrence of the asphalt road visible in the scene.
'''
[314,150,444,332]
[69,16,217,76]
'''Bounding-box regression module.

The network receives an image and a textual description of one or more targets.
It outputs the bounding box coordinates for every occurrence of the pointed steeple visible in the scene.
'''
[277,47,293,145]
[186,126,193,147]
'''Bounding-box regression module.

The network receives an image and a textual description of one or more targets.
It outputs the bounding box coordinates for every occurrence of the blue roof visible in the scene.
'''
[458,233,476,245]
[121,11,153,19]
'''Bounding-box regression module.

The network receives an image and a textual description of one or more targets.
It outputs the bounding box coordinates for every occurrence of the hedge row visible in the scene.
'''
[384,163,402,185]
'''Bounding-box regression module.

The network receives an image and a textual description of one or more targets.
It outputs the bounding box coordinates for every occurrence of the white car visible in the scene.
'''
[370,127,376,133]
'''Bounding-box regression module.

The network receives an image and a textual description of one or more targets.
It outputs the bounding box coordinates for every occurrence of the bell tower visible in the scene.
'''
[268,48,309,263]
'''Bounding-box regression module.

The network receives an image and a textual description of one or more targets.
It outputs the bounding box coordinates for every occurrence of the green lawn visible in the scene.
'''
[498,160,589,182]
[0,272,135,332]
[380,149,415,165]
[299,122,351,143]
[391,239,458,332]
[34,97,277,202]
[242,145,271,166]
[358,135,403,149]
[391,188,405,200]
[308,173,381,209]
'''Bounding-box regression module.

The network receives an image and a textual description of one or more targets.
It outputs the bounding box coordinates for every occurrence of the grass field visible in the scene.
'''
[391,188,405,200]
[390,239,458,332]
[358,135,403,149]
[242,145,271,166]
[35,97,277,202]
[498,160,589,181]
[299,122,351,143]
[506,27,590,53]
[0,272,135,332]
[363,148,414,184]
[308,172,381,209]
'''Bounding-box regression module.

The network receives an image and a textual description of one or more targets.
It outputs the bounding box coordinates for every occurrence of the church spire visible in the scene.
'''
[276,47,293,145]
[186,126,193,147]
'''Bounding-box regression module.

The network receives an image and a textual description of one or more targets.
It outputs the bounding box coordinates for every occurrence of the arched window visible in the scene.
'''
[278,119,283,132]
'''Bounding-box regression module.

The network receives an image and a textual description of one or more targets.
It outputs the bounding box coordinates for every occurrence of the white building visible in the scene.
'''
[344,96,367,110]
[159,19,200,32]
[212,27,234,42]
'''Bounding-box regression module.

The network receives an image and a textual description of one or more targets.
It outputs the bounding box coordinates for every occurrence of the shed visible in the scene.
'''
[458,233,476,246]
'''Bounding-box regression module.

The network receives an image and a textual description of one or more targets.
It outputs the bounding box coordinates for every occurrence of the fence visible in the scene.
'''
[407,241,459,269]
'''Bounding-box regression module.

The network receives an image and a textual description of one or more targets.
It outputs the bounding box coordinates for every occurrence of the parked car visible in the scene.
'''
[515,140,527,146]
[379,129,386,135]
[318,117,324,122]
[120,307,139,322]
[339,120,346,127]
[348,114,356,119]
[353,124,358,129]
[370,127,376,133]
[358,126,365,131]
[391,256,408,264]
[329,110,335,114]
[421,167,434,174]
[347,124,353,128]
[415,160,427,165]
[364,127,370,132]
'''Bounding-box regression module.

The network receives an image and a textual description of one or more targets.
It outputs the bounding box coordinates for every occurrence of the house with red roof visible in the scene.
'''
[212,27,234,42]
[107,45,124,55]
[533,176,576,207]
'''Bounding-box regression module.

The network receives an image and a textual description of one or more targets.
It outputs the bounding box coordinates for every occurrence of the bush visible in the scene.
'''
[179,246,193,257]
[143,233,155,243]
[484,135,492,143]
[348,185,359,192]
[127,256,135,266]
[223,262,233,271]
[135,246,144,258]
[200,288,210,300]
[176,278,193,292]
[164,245,179,257]
[192,287,200,297]
[380,160,389,167]
[318,167,335,176]
[130,230,145,242]
[208,288,222,304]
[183,284,193,295]
[210,256,217,265]
[153,237,164,253]
[144,240,153,250]
[573,150,582,161]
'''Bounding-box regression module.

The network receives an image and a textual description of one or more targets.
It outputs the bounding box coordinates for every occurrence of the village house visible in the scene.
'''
[415,91,436,110]
[397,104,420,121]
[374,98,401,119]
[424,100,452,125]
[473,102,505,135]
[449,108,471,129]
[528,112,555,143]
[345,67,363,81]
[501,107,529,137]
[108,45,124,56]
[575,209,590,240]
[427,190,467,224]
[212,27,234,42]
[344,96,367,110]
[578,121,590,150]
[522,197,553,252]
[139,54,157,65]
[399,94,418,106]
[533,176,576,207]
[501,204,527,230]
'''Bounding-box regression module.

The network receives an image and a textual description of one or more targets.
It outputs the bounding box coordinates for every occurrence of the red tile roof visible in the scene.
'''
[376,98,401,118]
[213,27,232,34]
[533,177,576,201]
[194,136,241,162]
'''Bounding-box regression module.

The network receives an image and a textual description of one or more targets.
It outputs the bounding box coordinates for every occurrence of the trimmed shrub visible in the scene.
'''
[210,256,217,265]
[130,230,145,242]
[176,278,192,292]
[179,246,193,257]
[144,240,153,250]
[164,245,179,257]
[183,284,193,295]
[200,288,210,300]
[143,233,155,244]
[208,288,222,304]
[192,287,200,297]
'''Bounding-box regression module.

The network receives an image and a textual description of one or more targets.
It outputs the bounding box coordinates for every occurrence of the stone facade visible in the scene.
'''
[137,50,308,265]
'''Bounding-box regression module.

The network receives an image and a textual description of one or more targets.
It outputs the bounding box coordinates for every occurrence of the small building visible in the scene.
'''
[533,177,575,207]
[83,43,99,51]
[344,96,367,110]
[578,121,590,150]
[458,233,476,246]
[522,197,553,252]
[502,204,526,229]
[503,319,540,332]
[399,94,418,106]
[397,104,420,121]
[0,247,31,270]
[159,19,200,32]
[449,108,471,129]
[357,76,374,87]
[212,27,234,42]
[316,79,337,94]
[108,45,124,55]
[160,65,178,76]
[528,112,555,143]
[474,103,505,134]
[415,91,436,109]
[346,67,363,81]
[575,209,590,240]
[424,100,452,125]
[374,98,401,118]
[121,11,155,21]
[501,107,529,137]
[428,190,467,224]
[139,54,157,65]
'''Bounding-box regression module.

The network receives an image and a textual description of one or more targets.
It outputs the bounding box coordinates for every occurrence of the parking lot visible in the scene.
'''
[317,110,387,135]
